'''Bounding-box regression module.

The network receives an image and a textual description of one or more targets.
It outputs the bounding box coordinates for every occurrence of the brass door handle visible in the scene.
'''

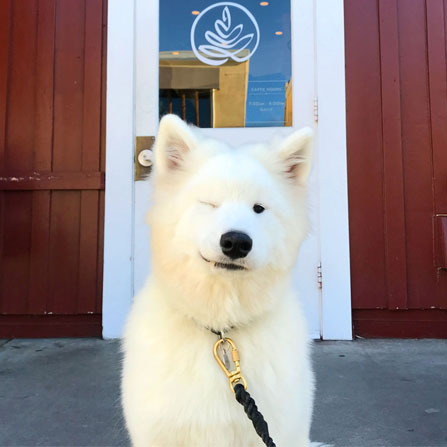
[138,150,153,167]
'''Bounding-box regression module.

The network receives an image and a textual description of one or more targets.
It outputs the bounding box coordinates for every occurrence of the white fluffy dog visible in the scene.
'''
[122,114,315,447]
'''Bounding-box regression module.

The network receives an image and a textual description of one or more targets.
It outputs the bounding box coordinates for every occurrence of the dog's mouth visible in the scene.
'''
[200,254,247,271]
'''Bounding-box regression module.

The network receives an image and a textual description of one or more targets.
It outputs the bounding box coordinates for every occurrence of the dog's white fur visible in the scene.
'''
[122,115,315,447]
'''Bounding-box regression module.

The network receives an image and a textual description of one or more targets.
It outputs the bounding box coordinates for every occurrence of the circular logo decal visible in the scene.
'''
[190,2,260,66]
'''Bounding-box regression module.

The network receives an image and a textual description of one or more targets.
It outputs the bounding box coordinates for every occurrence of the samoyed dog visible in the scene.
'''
[122,114,315,447]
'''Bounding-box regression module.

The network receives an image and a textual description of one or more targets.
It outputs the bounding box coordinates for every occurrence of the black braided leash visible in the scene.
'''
[234,383,276,447]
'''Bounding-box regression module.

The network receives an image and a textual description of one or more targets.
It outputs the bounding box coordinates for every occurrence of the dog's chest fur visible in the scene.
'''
[122,281,314,447]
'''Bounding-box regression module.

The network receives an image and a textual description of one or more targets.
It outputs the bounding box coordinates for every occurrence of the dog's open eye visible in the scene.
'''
[199,200,217,209]
[253,204,265,214]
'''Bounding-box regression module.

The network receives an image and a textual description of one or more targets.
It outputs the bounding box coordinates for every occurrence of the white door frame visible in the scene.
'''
[315,0,352,340]
[103,0,352,339]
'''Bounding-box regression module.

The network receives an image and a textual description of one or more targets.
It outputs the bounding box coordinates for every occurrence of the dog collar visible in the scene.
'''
[205,326,234,338]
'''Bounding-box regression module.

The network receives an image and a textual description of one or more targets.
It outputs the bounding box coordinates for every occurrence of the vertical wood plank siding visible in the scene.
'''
[346,0,447,337]
[0,0,106,337]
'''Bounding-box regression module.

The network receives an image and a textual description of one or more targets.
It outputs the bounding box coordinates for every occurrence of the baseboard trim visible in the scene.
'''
[0,314,102,338]
[353,309,447,338]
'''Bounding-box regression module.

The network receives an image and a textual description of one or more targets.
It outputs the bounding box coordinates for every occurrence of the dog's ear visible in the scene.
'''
[154,114,198,174]
[276,127,313,185]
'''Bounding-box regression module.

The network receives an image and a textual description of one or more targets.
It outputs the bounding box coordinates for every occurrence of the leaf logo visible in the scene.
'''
[191,2,260,66]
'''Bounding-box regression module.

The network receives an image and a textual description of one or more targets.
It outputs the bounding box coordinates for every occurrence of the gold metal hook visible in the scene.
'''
[213,337,247,393]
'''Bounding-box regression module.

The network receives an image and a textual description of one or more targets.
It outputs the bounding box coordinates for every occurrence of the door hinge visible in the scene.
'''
[313,97,318,123]
[317,262,322,289]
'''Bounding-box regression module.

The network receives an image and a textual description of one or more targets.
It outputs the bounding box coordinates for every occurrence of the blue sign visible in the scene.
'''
[245,80,287,127]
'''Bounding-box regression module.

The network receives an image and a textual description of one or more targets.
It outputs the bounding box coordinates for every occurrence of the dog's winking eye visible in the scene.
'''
[199,200,217,208]
[253,204,265,214]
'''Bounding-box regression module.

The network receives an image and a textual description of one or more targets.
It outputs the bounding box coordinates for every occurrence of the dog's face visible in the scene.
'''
[148,115,312,324]
[150,114,312,278]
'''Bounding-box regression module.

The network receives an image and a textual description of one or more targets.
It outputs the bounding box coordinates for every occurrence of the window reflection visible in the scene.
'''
[159,1,292,128]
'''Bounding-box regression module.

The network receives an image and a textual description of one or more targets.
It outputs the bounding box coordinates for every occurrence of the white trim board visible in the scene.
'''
[315,0,352,340]
[102,0,135,339]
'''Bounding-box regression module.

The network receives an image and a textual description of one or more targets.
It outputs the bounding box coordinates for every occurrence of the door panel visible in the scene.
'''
[346,0,447,337]
[344,0,387,310]
[0,0,106,337]
[399,0,439,310]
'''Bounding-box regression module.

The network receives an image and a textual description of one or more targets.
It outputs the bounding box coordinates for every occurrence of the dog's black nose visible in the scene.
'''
[220,231,252,260]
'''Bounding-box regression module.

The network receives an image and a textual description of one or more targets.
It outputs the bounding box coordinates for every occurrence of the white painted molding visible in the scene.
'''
[316,0,353,339]
[133,0,159,294]
[102,0,135,339]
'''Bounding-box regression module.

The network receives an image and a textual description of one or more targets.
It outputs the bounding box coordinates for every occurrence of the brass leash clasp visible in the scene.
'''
[213,337,248,393]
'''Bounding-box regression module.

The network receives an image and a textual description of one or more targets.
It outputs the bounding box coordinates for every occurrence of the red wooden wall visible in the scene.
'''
[345,0,447,337]
[0,0,106,337]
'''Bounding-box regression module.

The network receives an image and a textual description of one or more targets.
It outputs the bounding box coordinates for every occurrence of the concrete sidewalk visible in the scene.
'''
[0,338,445,447]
